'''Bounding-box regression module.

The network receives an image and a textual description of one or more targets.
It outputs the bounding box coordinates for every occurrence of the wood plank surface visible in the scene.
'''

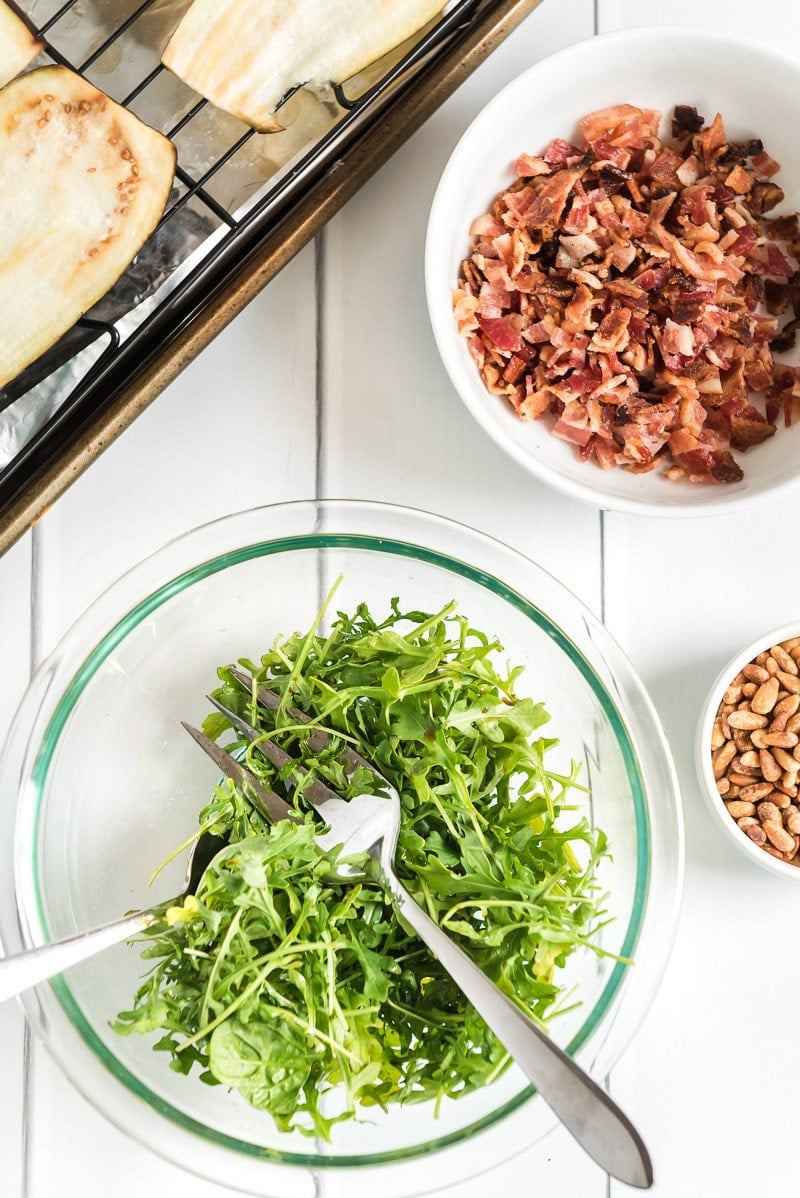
[3,1,799,1195]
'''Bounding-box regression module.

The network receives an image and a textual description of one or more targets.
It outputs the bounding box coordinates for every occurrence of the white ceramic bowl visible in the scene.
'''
[425,26,800,517]
[696,622,800,879]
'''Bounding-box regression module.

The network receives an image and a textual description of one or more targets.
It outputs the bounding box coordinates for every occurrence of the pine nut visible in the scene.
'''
[776,670,800,694]
[774,693,800,719]
[759,749,782,781]
[733,729,752,753]
[773,747,799,774]
[728,710,768,730]
[763,731,798,749]
[785,810,800,835]
[738,782,774,802]
[757,800,781,824]
[763,820,795,853]
[726,800,755,819]
[752,677,780,714]
[771,645,798,675]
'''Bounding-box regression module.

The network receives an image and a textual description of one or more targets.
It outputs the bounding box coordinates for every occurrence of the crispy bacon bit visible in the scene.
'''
[766,213,800,242]
[695,113,727,163]
[752,150,780,178]
[725,164,753,195]
[746,181,785,217]
[454,103,800,483]
[542,138,583,168]
[672,105,704,137]
[772,317,800,355]
[476,315,521,353]
[766,244,793,278]
[526,169,582,232]
[719,138,764,167]
[514,153,551,178]
[580,103,660,150]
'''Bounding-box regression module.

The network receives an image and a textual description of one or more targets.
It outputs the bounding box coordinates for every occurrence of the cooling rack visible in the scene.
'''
[0,0,542,555]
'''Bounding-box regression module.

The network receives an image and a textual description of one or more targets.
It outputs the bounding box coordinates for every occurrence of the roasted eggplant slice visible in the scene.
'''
[162,0,443,132]
[0,66,176,390]
[0,1,43,88]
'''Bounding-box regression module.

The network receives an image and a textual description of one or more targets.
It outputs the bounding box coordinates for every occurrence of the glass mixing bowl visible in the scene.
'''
[0,501,683,1196]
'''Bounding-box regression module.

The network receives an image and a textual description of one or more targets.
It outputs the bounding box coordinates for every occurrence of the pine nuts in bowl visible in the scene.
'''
[696,623,800,877]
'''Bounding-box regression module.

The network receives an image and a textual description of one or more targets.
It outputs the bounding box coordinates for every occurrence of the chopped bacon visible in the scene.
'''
[676,154,701,187]
[725,164,753,195]
[731,225,757,255]
[560,232,601,261]
[672,105,704,137]
[747,181,785,216]
[730,410,776,449]
[636,265,672,291]
[542,138,583,168]
[592,139,630,170]
[766,244,793,278]
[579,104,660,150]
[476,315,521,353]
[662,318,695,357]
[694,113,727,162]
[469,213,505,237]
[649,149,683,185]
[514,153,551,178]
[591,309,632,354]
[561,367,603,394]
[752,150,780,178]
[526,169,583,231]
[552,418,593,447]
[478,282,512,318]
[455,103,800,484]
[766,213,799,241]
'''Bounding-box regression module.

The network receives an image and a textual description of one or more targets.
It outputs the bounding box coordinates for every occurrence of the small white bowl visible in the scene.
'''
[425,26,800,517]
[696,622,800,879]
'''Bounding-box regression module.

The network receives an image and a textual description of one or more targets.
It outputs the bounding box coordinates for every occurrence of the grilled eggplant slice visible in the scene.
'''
[162,0,443,132]
[0,66,176,389]
[0,1,43,88]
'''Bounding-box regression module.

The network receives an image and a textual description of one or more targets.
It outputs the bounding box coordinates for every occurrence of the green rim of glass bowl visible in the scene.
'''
[28,533,651,1168]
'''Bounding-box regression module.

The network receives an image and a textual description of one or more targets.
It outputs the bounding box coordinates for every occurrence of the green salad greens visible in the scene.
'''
[114,595,611,1138]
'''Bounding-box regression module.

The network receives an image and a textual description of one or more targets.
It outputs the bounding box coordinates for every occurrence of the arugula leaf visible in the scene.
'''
[115,597,613,1137]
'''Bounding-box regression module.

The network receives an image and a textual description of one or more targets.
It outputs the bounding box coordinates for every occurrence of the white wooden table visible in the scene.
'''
[3,2,800,1195]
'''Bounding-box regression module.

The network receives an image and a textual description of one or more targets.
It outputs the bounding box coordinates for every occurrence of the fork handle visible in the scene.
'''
[387,874,652,1189]
[0,913,150,1005]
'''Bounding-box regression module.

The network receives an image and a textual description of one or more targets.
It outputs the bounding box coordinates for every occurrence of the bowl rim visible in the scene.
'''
[695,620,800,879]
[0,499,684,1186]
[424,24,800,519]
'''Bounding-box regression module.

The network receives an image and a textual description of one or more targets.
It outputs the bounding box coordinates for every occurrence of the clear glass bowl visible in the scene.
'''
[0,501,683,1196]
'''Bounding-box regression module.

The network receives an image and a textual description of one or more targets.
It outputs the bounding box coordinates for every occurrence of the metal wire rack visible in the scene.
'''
[0,0,539,547]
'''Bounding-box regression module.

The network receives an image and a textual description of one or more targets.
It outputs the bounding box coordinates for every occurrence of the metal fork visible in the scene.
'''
[194,671,652,1188]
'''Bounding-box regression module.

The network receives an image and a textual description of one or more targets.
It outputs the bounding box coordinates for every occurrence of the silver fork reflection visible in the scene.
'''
[191,672,652,1188]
